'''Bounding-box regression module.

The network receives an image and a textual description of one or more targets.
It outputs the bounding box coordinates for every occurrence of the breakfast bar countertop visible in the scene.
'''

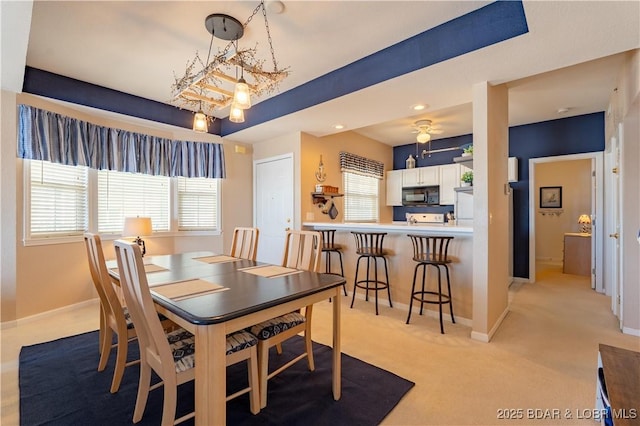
[303,221,473,235]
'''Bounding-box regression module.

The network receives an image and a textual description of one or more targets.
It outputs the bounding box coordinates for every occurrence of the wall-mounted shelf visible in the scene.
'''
[311,192,343,205]
[453,155,473,169]
[454,186,473,193]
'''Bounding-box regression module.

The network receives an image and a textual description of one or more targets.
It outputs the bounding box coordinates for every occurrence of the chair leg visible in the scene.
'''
[419,265,427,316]
[304,305,315,372]
[161,376,177,426]
[444,264,455,324]
[247,346,260,415]
[258,342,270,409]
[110,332,128,393]
[383,256,392,308]
[133,362,152,423]
[365,257,371,302]
[351,256,362,308]
[98,327,113,372]
[373,257,379,315]
[437,266,445,334]
[406,263,420,324]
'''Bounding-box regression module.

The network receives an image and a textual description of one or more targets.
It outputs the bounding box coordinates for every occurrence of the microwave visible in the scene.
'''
[402,185,440,206]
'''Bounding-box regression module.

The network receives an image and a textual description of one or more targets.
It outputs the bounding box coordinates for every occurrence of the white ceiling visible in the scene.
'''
[17,1,640,146]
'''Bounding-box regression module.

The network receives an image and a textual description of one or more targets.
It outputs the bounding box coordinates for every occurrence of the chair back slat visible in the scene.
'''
[84,233,126,327]
[282,230,323,272]
[319,229,337,250]
[114,240,173,371]
[231,227,260,261]
[407,235,454,264]
[351,231,387,256]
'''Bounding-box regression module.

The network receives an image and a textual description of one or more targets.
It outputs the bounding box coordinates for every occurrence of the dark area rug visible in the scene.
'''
[20,331,414,425]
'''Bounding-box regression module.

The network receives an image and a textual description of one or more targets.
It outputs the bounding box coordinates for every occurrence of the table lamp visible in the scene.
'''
[123,217,152,256]
[578,214,591,234]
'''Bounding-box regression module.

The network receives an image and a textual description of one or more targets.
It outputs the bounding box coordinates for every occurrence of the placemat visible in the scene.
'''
[239,265,303,278]
[152,279,226,300]
[193,255,239,264]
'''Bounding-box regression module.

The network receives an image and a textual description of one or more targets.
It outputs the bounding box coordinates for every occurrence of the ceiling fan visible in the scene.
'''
[410,119,444,158]
[411,119,443,143]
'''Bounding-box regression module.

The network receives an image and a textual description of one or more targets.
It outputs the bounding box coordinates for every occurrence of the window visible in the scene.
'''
[177,177,218,230]
[24,160,219,244]
[343,171,379,222]
[97,170,170,233]
[28,161,88,238]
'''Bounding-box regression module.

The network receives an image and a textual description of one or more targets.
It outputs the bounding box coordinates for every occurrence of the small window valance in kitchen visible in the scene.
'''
[17,104,225,179]
[339,151,384,179]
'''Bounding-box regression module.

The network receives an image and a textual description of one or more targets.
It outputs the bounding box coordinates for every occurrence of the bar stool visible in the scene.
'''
[406,234,455,334]
[351,231,392,315]
[319,229,347,296]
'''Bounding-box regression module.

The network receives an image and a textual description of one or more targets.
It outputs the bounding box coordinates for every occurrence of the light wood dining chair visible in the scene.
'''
[114,239,260,425]
[84,232,139,393]
[247,229,323,408]
[230,227,260,261]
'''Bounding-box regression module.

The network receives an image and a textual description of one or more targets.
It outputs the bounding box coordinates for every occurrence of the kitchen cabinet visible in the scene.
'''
[402,165,439,187]
[386,169,403,206]
[438,163,460,205]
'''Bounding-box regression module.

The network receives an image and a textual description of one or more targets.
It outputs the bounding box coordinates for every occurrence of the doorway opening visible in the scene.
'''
[528,153,604,292]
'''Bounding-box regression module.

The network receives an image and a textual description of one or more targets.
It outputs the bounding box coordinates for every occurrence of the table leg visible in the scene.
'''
[195,323,226,426]
[332,288,342,400]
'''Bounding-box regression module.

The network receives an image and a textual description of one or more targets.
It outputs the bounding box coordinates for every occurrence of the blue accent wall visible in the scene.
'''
[391,113,605,279]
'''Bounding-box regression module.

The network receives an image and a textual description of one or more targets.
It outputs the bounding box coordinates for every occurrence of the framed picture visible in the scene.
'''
[540,186,562,208]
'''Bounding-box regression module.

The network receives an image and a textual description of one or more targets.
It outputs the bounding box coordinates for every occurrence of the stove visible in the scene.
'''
[406,213,445,224]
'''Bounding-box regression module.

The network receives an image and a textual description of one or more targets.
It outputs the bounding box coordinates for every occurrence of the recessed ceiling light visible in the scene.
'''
[412,104,426,111]
[333,124,344,130]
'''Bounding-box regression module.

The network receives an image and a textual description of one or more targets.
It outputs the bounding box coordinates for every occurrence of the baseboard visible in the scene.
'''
[0,298,99,330]
[350,292,472,327]
[622,326,640,337]
[470,305,510,343]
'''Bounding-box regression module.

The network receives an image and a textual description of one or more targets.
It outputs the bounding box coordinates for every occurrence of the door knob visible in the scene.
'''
[609,233,619,239]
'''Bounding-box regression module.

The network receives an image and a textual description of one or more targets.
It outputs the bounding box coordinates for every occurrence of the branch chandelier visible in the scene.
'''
[172,0,289,131]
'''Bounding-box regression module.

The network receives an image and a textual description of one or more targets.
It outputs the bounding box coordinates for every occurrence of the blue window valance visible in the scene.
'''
[17,104,225,179]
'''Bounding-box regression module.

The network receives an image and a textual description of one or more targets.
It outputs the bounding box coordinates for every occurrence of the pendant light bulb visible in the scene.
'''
[233,77,252,110]
[193,110,208,133]
[229,102,245,123]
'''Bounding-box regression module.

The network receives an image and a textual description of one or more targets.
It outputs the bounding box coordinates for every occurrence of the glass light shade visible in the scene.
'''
[193,111,208,133]
[122,217,152,237]
[416,131,431,143]
[229,103,245,123]
[232,77,252,110]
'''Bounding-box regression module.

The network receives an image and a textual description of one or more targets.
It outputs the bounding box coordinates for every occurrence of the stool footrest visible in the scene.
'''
[410,291,451,304]
[355,280,389,291]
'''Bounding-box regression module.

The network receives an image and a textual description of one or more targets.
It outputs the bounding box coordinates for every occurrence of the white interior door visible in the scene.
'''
[612,125,623,328]
[254,154,294,265]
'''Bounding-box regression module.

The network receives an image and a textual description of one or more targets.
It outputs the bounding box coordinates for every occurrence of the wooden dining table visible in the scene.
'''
[108,251,345,426]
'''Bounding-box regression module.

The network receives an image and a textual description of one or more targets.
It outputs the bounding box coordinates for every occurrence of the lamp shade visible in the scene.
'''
[193,111,208,133]
[123,217,152,237]
[229,102,245,123]
[578,214,591,224]
[232,77,251,110]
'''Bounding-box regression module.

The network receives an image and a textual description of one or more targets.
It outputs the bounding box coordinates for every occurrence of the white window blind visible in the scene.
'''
[28,160,88,237]
[97,170,170,233]
[177,177,218,230]
[343,171,379,222]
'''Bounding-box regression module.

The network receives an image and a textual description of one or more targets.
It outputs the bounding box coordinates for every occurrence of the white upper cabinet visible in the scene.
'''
[439,163,460,205]
[402,166,439,187]
[385,170,403,206]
